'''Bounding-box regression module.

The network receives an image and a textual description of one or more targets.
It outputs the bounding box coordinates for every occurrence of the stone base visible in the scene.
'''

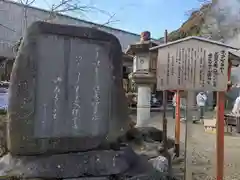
[0,147,137,179]
[65,178,110,180]
[0,147,175,180]
[25,172,174,180]
[0,128,178,180]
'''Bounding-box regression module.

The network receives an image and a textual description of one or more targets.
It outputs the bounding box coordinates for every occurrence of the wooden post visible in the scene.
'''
[216,91,225,180]
[162,30,168,154]
[162,29,168,154]
[174,90,180,157]
[184,91,194,180]
[162,29,171,173]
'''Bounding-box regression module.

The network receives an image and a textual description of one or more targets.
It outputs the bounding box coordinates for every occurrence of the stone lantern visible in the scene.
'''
[126,31,158,127]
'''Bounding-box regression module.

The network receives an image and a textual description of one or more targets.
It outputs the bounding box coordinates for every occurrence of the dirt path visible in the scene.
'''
[131,111,240,179]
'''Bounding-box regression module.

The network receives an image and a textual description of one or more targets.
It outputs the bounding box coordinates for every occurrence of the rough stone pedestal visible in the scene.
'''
[0,147,135,179]
[0,145,173,180]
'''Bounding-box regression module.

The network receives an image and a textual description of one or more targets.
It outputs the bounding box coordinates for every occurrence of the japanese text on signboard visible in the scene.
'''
[157,46,229,91]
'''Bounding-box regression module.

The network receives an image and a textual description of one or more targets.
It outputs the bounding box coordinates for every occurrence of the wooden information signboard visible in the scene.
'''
[151,36,239,180]
[156,40,229,91]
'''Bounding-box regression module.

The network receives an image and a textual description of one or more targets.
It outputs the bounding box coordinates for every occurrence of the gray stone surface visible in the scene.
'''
[123,155,155,177]
[119,127,175,159]
[66,178,110,180]
[126,172,170,180]
[0,115,7,156]
[0,148,134,178]
[7,21,129,155]
[149,156,169,173]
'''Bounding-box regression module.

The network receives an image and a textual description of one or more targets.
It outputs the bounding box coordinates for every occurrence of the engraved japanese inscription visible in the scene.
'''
[33,35,112,138]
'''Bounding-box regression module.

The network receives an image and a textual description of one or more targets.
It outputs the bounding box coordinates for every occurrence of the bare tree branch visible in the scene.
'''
[18,0,37,33]
[45,0,118,26]
[13,0,119,51]
[185,0,211,17]
[100,13,119,26]
[47,0,95,20]
[18,0,36,6]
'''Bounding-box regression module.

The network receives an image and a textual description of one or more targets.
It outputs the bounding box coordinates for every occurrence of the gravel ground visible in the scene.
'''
[130,111,240,180]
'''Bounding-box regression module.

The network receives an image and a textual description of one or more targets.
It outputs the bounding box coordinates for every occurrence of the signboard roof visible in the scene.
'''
[150,36,239,51]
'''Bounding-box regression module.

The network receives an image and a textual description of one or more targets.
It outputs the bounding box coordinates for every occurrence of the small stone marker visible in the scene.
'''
[7,21,129,155]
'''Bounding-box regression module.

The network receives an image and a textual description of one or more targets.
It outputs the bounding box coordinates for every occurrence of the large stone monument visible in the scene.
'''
[0,22,175,179]
[7,21,129,155]
[126,31,157,127]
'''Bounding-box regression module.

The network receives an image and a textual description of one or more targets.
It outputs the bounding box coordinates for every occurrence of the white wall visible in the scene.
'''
[0,0,142,58]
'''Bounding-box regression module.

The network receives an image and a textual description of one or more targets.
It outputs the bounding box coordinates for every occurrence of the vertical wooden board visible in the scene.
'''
[156,49,164,90]
[170,47,178,89]
[188,47,194,89]
[195,45,203,90]
[157,48,172,90]
[218,50,229,90]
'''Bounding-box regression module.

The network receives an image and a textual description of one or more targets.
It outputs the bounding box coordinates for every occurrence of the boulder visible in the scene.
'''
[118,127,175,159]
[7,21,129,155]
[149,155,169,173]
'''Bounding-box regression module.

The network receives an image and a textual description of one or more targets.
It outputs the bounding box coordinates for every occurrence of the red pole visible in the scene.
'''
[175,91,180,157]
[216,91,225,180]
[216,59,231,179]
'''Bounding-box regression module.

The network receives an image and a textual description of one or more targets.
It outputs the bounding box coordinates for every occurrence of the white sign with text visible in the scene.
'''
[156,42,229,91]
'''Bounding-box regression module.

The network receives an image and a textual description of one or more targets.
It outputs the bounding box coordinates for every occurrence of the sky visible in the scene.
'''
[31,0,203,39]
